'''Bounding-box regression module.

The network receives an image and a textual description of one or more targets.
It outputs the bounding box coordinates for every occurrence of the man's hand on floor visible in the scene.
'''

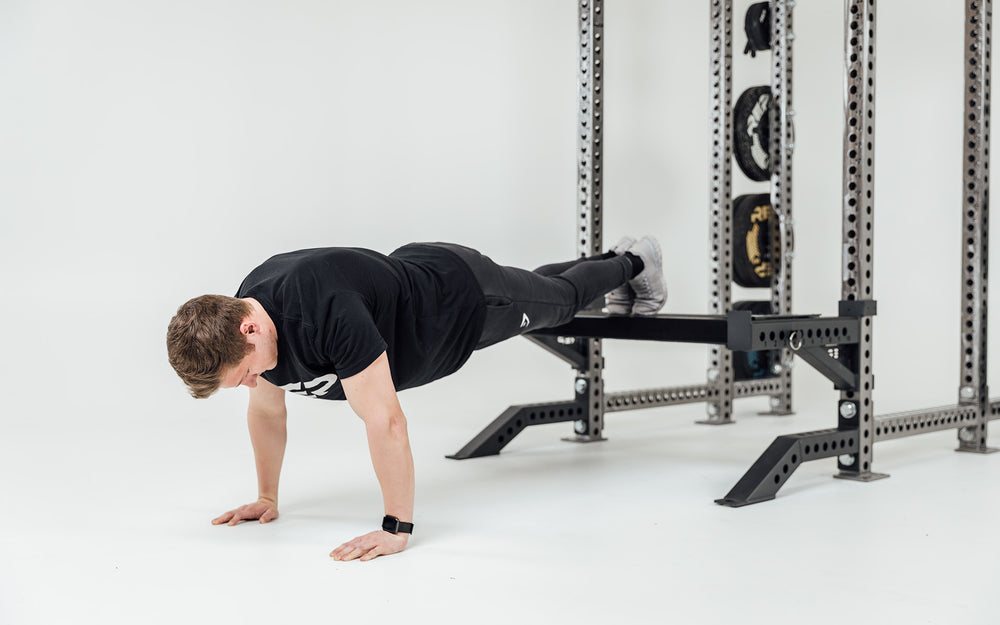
[211,497,279,526]
[330,530,408,562]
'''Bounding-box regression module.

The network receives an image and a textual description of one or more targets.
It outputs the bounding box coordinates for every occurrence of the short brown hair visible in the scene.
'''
[167,295,254,398]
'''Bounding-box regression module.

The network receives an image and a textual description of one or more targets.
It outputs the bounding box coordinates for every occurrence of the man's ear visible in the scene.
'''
[240,317,257,337]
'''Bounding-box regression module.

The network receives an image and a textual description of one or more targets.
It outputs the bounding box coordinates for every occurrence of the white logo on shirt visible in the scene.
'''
[280,373,339,398]
[520,313,530,328]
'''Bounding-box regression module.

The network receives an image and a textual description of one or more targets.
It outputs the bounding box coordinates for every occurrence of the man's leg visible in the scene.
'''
[532,237,636,277]
[432,243,636,349]
[532,252,616,277]
[533,236,669,317]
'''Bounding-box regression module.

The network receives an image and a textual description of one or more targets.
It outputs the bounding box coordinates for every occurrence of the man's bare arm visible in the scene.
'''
[330,351,414,561]
[212,378,287,525]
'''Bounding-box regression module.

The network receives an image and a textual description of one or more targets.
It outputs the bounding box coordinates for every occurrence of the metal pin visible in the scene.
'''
[960,386,976,399]
[707,368,720,382]
[959,427,977,443]
[574,420,588,435]
[575,379,588,395]
[838,454,856,467]
[840,402,858,419]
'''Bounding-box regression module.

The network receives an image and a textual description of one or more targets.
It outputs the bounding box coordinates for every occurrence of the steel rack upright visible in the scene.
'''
[716,0,997,507]
[703,0,796,427]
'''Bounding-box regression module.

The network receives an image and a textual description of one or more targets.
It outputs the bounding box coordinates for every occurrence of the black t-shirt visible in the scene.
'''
[235,244,485,400]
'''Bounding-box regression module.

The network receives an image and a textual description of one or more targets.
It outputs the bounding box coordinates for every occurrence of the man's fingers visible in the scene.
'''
[342,546,367,561]
[331,541,364,561]
[331,547,352,560]
[330,531,407,562]
[330,538,354,559]
[359,546,382,562]
[213,502,278,526]
[335,545,362,561]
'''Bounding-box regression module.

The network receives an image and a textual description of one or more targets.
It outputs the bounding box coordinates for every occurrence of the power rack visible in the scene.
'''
[449,0,793,457]
[448,0,997,506]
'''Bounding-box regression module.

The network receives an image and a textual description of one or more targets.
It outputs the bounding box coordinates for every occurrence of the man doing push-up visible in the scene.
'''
[166,236,667,561]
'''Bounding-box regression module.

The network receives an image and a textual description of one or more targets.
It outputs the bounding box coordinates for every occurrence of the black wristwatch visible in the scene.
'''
[382,515,414,535]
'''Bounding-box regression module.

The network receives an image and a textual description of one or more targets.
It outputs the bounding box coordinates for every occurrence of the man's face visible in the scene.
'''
[219,321,278,390]
[220,348,269,389]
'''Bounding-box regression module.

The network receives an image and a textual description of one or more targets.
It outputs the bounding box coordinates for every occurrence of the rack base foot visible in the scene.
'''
[714,495,774,508]
[833,471,890,483]
[716,428,858,506]
[446,402,584,460]
[696,417,736,426]
[561,434,608,444]
[955,446,999,454]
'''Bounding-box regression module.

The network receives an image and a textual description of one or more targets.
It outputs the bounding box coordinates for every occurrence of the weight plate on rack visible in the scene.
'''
[743,2,772,57]
[733,193,779,288]
[733,86,772,182]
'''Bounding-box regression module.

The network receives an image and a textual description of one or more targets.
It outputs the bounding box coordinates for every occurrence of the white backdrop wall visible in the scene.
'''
[0,0,992,461]
[4,3,1000,624]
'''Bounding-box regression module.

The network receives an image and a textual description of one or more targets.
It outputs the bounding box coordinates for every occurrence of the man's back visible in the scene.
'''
[236,244,485,400]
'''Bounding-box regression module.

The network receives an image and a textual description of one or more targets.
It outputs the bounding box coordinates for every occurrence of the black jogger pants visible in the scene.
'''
[430,243,632,350]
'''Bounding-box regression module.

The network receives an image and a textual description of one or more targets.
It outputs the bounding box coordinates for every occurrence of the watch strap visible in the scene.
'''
[382,515,414,535]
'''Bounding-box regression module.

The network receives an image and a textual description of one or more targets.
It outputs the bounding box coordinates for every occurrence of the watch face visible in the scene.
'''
[382,517,398,533]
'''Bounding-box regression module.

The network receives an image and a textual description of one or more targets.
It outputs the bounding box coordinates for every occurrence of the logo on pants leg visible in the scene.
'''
[520,313,530,328]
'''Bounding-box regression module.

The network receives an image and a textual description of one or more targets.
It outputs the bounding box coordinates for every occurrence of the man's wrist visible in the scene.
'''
[258,495,278,506]
[381,515,414,535]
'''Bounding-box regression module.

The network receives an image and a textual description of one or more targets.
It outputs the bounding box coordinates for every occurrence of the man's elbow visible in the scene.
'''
[249,406,288,422]
[366,412,409,440]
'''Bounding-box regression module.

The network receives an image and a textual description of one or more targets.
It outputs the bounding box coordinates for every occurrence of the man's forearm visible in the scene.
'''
[248,408,287,503]
[365,414,415,523]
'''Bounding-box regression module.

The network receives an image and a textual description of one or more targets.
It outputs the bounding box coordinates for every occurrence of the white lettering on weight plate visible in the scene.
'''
[279,374,339,398]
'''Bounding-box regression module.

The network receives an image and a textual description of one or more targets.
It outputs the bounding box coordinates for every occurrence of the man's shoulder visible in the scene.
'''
[238,248,386,294]
[256,247,379,271]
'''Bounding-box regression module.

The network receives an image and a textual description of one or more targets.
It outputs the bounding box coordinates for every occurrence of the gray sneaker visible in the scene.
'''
[604,236,637,314]
[628,235,668,315]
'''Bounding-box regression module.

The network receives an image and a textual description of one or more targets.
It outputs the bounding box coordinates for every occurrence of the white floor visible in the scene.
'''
[3,335,999,625]
[3,2,996,622]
